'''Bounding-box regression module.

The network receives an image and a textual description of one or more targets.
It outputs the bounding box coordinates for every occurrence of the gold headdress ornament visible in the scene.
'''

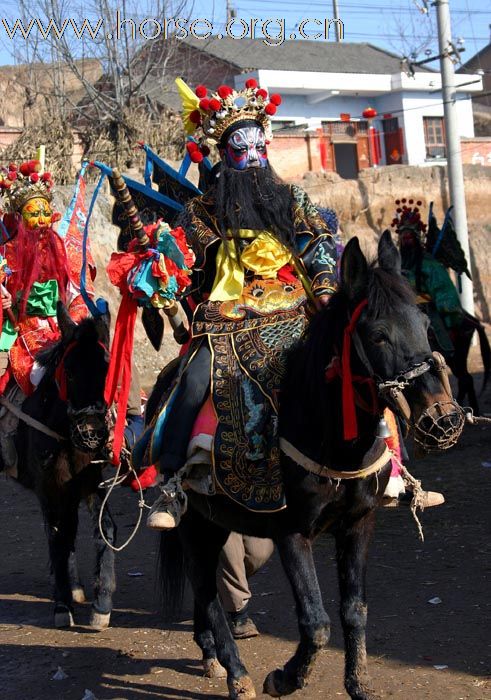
[0,159,54,213]
[175,77,283,162]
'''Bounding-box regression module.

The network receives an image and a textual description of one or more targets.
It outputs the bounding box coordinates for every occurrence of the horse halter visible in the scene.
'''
[339,299,465,452]
[54,339,110,453]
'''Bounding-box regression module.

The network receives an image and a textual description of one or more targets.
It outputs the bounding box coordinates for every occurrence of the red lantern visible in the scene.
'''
[362,107,377,119]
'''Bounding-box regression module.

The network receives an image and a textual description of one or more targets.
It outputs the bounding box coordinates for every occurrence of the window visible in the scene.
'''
[423,117,446,159]
[322,121,368,138]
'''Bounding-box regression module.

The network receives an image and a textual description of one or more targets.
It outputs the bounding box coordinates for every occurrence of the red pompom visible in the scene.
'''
[199,98,210,111]
[417,200,422,206]
[396,208,402,213]
[190,151,204,163]
[390,222,395,227]
[209,98,222,112]
[7,171,17,180]
[265,103,277,116]
[269,93,282,106]
[245,78,258,89]
[395,199,400,205]
[401,198,407,203]
[41,172,51,182]
[186,141,199,153]
[27,160,42,173]
[195,85,207,98]
[189,110,202,125]
[217,85,232,99]
[408,198,414,204]
[8,163,16,171]
[200,145,210,157]
[256,88,268,99]
[30,172,39,183]
[2,180,11,189]
[19,163,30,176]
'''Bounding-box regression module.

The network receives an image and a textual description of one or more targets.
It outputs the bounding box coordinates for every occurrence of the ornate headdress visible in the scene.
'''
[0,160,54,213]
[175,77,283,162]
[390,198,427,240]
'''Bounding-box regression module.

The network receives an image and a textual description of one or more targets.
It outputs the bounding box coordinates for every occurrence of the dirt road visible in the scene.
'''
[1,368,490,700]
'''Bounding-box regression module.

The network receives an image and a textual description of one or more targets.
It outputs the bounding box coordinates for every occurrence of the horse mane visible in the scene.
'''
[36,316,102,373]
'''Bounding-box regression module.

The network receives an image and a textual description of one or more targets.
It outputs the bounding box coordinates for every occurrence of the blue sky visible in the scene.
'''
[0,0,489,68]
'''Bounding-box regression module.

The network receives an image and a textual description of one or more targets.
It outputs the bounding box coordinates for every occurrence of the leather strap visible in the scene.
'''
[279,437,391,480]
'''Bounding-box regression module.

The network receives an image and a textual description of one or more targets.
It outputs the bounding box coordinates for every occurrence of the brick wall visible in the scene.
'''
[461,137,491,167]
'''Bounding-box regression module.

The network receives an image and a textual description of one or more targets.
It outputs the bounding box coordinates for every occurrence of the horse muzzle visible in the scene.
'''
[68,405,110,454]
[379,352,465,452]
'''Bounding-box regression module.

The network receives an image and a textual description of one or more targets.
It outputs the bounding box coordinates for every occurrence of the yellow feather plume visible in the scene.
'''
[175,77,200,135]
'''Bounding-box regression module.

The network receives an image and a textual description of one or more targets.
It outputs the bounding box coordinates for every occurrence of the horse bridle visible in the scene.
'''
[345,301,465,452]
[54,339,110,452]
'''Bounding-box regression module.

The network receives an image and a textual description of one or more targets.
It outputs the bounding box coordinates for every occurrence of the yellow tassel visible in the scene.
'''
[175,78,200,135]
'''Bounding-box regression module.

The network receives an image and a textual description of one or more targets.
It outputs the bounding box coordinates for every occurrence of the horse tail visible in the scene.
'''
[157,529,186,622]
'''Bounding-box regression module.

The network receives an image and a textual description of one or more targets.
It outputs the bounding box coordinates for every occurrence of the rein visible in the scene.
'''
[0,395,65,441]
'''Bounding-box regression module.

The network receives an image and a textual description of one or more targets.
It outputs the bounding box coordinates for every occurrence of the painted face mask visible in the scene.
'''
[21,197,53,231]
[223,125,268,170]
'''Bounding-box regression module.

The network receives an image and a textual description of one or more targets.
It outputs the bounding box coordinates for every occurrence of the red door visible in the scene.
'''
[383,117,404,165]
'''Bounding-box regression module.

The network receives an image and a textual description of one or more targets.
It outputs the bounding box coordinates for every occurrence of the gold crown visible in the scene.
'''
[175,78,282,157]
[0,160,54,214]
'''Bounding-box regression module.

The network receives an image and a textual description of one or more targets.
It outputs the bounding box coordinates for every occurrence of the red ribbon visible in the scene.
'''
[341,298,368,441]
[104,291,138,465]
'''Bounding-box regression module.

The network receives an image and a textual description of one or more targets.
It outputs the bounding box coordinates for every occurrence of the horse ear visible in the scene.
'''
[56,301,76,340]
[94,310,111,345]
[341,237,369,300]
[378,230,401,274]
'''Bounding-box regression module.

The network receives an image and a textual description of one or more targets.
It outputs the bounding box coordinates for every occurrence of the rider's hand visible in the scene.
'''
[1,289,12,310]
[314,294,331,311]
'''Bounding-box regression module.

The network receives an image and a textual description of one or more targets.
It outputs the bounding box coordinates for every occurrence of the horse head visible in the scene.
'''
[340,231,465,452]
[53,302,111,454]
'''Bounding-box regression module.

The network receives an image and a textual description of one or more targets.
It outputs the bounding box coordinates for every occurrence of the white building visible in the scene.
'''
[176,39,482,178]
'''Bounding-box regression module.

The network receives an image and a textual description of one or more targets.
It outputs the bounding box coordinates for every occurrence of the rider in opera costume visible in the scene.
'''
[391,198,465,356]
[135,79,339,529]
[0,159,97,476]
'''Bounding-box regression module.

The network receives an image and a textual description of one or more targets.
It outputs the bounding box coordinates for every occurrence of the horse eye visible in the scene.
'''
[372,333,388,346]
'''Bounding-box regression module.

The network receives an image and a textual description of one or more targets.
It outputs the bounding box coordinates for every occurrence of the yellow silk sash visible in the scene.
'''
[209,229,292,302]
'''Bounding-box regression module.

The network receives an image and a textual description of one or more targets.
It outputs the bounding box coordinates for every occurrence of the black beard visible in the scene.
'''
[210,164,296,251]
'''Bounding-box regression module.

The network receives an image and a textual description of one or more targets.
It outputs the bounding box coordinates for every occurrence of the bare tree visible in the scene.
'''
[1,0,219,176]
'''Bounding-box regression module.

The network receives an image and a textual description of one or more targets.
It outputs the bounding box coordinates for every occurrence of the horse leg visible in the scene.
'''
[263,533,330,697]
[180,512,255,699]
[68,551,86,603]
[194,599,227,679]
[336,512,378,700]
[86,489,117,630]
[46,497,79,628]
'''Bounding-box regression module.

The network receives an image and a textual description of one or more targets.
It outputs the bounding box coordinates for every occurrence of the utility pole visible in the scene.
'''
[435,0,474,314]
[332,0,341,42]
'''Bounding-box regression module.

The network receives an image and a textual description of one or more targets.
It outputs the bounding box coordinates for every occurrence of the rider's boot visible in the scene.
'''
[146,471,187,531]
[383,489,445,508]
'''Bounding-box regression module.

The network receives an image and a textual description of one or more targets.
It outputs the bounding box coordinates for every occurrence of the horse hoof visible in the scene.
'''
[228,675,256,699]
[54,606,74,628]
[89,610,111,631]
[263,671,282,698]
[71,587,86,604]
[203,657,227,679]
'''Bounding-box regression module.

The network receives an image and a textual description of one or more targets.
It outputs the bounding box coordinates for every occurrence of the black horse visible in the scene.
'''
[153,232,464,700]
[436,310,490,415]
[10,303,116,629]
